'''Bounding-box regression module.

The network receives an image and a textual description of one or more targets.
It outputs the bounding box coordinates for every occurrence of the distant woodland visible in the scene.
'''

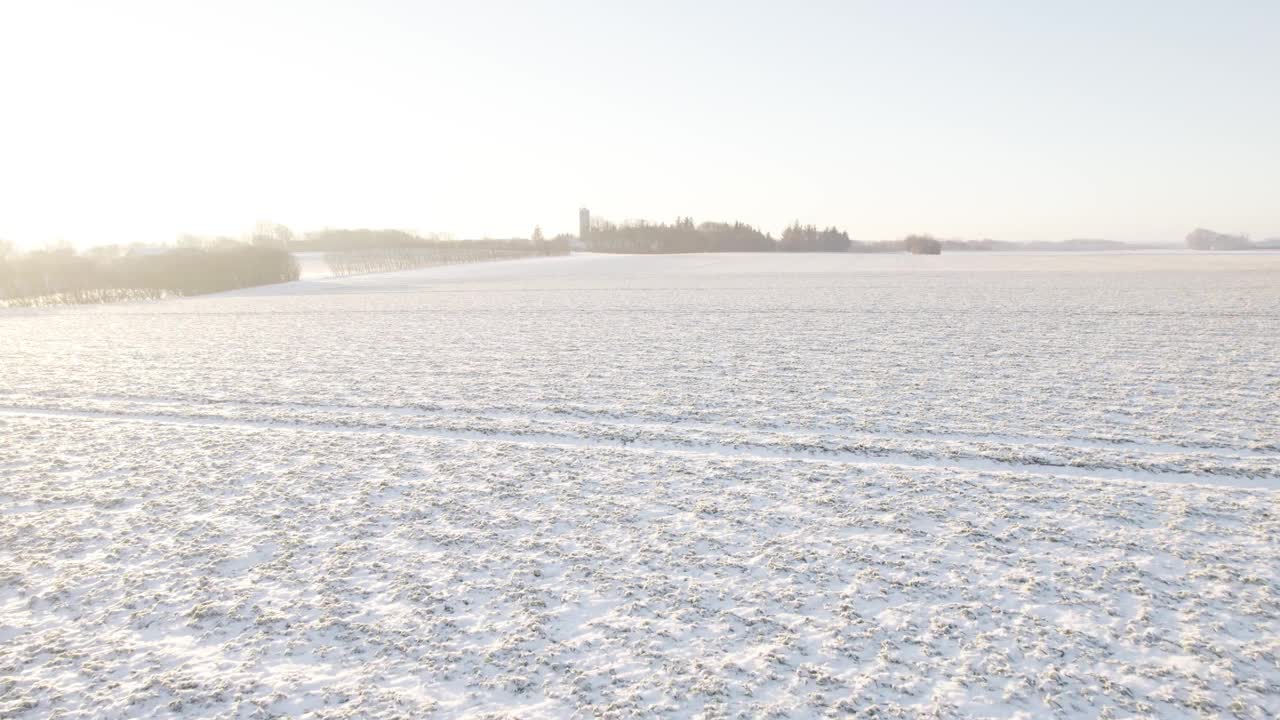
[0,243,299,307]
[583,214,1280,255]
[1185,228,1280,251]
[584,216,946,255]
[4,217,1273,307]
[0,226,569,305]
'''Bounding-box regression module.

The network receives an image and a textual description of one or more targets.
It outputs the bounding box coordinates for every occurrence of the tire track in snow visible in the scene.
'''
[1,404,1274,489]
[7,391,1274,457]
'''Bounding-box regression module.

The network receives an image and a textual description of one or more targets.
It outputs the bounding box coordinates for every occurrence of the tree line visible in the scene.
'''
[586,218,775,253]
[0,244,299,307]
[1183,228,1278,251]
[0,223,575,305]
[584,216,943,254]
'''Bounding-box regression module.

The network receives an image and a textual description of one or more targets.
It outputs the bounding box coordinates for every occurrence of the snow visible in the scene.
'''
[293,251,333,281]
[1,252,1277,718]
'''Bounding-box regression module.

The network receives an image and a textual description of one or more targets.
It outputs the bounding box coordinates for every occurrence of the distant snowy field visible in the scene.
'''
[1,252,1277,718]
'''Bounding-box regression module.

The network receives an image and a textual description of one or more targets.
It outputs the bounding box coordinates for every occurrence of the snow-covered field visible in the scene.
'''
[1,252,1277,718]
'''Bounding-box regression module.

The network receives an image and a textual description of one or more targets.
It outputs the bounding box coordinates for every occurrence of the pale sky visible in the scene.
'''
[1,0,1277,248]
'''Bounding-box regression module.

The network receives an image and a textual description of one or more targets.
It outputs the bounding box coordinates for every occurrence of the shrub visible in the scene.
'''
[904,235,942,255]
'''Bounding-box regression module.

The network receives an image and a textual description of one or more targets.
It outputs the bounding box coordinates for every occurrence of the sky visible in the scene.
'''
[1,0,1277,248]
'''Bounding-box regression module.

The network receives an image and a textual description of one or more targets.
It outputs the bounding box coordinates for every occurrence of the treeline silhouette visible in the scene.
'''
[587,218,775,253]
[1184,228,1265,251]
[0,245,299,307]
[584,216,944,254]
[779,223,852,252]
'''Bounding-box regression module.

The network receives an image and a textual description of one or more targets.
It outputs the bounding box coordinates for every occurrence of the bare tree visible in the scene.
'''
[252,221,295,249]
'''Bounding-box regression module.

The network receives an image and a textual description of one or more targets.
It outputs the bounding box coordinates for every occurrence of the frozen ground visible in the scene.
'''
[1,252,1277,718]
